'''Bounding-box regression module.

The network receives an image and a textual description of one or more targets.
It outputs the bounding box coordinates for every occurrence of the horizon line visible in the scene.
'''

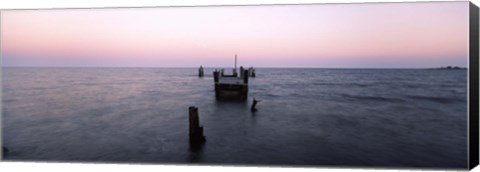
[0,66,468,69]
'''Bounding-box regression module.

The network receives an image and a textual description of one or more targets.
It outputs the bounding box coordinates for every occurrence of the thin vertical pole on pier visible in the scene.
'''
[234,54,237,76]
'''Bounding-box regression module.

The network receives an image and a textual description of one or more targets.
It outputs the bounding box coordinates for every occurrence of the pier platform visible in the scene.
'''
[213,70,249,101]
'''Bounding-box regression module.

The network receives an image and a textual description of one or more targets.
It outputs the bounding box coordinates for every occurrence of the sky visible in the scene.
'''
[0,2,470,68]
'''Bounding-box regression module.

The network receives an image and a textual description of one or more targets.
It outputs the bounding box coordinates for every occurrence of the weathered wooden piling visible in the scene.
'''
[213,71,221,99]
[189,106,206,146]
[240,66,245,78]
[251,98,259,112]
[213,70,220,83]
[243,70,249,84]
[198,66,204,77]
[248,67,256,77]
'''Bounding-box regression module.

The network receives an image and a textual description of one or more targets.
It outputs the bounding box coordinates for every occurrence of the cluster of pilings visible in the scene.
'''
[212,69,249,85]
[241,66,256,78]
[198,66,255,78]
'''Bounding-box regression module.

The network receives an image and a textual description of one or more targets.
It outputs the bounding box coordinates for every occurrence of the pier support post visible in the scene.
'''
[189,106,206,147]
[243,70,249,84]
[213,71,220,83]
[213,71,220,99]
[240,66,244,80]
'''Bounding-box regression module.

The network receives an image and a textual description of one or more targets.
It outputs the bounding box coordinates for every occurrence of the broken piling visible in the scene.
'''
[189,106,206,147]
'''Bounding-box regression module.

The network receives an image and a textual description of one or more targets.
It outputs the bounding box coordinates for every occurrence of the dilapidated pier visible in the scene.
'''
[213,69,249,101]
[211,55,253,101]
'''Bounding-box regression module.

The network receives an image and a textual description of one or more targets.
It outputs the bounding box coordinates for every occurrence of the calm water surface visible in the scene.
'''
[2,68,468,168]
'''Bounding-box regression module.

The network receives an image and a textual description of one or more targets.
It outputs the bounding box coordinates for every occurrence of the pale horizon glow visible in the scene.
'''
[0,2,469,68]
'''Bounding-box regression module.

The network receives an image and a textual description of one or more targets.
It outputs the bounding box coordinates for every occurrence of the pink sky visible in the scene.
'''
[0,2,469,68]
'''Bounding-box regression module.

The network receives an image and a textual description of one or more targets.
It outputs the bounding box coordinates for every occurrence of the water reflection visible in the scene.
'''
[188,141,205,162]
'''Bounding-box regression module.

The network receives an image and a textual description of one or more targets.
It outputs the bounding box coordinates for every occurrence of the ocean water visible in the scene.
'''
[1,68,468,168]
